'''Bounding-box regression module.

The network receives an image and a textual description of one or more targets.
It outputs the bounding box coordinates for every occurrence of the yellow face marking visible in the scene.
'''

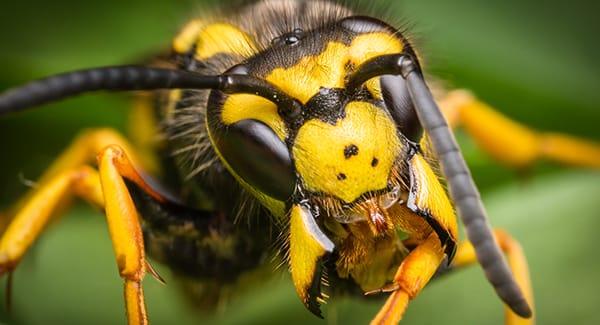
[365,78,383,100]
[348,32,403,64]
[214,32,406,206]
[265,32,403,104]
[350,32,404,101]
[195,23,258,60]
[221,94,287,140]
[408,154,458,240]
[293,102,402,203]
[172,19,204,54]
[267,42,349,104]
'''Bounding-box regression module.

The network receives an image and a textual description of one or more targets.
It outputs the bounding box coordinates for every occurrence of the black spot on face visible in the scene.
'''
[344,144,359,159]
[371,158,379,167]
[337,173,347,181]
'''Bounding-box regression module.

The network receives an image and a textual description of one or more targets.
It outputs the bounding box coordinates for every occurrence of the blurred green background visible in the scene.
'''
[0,0,599,324]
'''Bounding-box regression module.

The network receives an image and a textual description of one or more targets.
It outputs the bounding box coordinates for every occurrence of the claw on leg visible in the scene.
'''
[145,260,166,285]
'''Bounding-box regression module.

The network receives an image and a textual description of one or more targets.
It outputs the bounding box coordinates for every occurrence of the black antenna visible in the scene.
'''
[0,66,301,116]
[348,54,532,318]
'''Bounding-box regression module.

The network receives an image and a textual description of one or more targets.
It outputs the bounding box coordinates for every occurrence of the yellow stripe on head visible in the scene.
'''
[265,32,404,104]
[266,42,349,104]
[349,32,404,101]
[221,94,287,140]
[349,32,404,64]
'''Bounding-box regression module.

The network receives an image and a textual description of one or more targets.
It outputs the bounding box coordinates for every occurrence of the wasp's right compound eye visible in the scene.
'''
[215,119,296,201]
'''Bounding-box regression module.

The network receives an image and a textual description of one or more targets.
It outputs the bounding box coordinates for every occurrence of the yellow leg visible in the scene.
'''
[369,233,445,325]
[0,139,166,324]
[98,145,162,325]
[438,90,600,169]
[452,229,534,325]
[0,166,103,270]
[7,128,145,217]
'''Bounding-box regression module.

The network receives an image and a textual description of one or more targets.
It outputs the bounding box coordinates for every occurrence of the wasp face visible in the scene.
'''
[292,91,403,202]
[206,17,418,222]
[291,93,408,236]
[245,24,413,227]
[0,0,538,320]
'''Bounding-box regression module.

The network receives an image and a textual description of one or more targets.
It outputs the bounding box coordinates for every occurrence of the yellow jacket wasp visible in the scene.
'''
[1,0,599,324]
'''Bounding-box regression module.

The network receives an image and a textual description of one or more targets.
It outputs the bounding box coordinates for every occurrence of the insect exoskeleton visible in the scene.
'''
[184,9,461,315]
[6,0,600,324]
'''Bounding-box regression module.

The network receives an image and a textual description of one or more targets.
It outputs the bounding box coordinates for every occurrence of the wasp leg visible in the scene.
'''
[449,229,534,325]
[369,233,444,325]
[0,166,103,271]
[438,90,600,169]
[0,144,167,325]
[6,128,146,217]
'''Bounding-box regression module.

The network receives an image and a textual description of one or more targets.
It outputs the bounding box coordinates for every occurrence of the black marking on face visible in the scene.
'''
[337,173,347,181]
[344,144,359,159]
[303,87,348,125]
[246,27,354,76]
[371,157,379,167]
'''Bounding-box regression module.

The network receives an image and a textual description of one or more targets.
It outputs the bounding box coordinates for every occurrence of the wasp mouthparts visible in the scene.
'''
[367,203,388,235]
[332,185,407,237]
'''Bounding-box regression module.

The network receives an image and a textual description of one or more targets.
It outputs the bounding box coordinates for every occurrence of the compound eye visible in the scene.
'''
[380,75,422,142]
[208,64,297,201]
[215,119,295,201]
